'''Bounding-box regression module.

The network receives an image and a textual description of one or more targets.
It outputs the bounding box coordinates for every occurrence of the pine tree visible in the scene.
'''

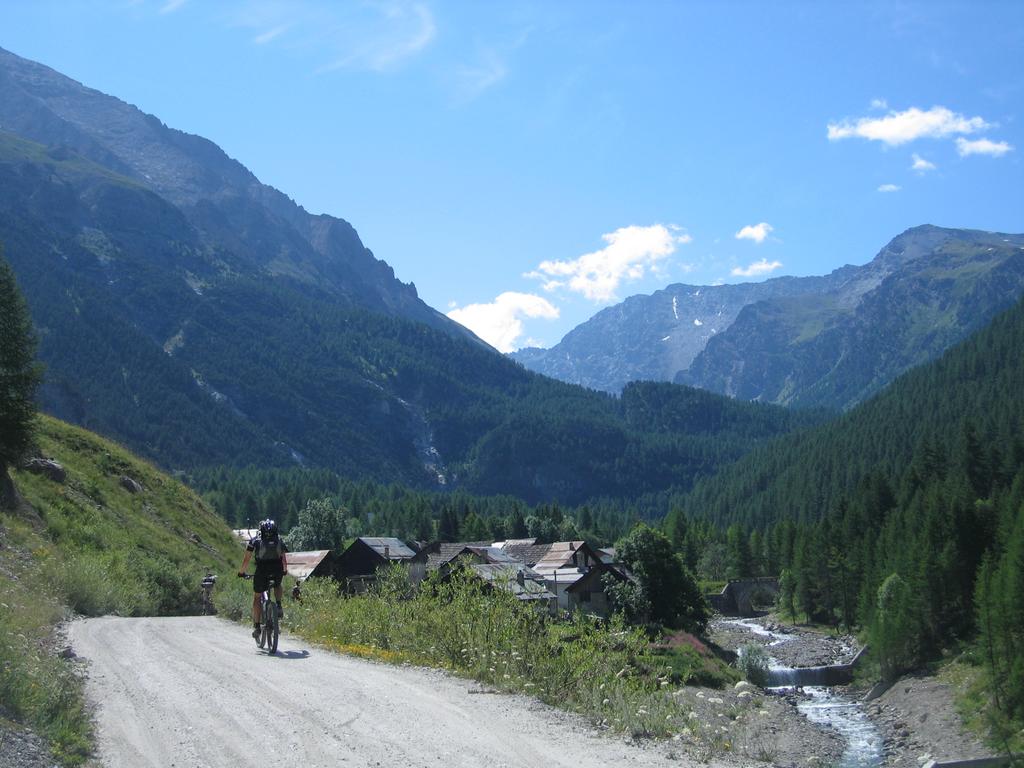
[0,250,42,472]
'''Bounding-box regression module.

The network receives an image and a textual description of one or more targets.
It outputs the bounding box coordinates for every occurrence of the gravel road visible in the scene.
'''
[69,616,724,768]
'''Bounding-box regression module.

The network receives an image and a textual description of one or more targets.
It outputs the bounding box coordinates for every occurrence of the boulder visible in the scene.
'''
[119,475,143,494]
[21,458,66,483]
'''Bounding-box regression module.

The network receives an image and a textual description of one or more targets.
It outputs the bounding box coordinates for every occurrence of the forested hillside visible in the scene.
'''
[668,298,1024,744]
[679,295,1024,528]
[0,139,821,503]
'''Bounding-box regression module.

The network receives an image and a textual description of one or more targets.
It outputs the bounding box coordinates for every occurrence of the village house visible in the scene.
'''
[337,536,428,593]
[285,550,338,582]
[422,540,557,608]
[496,539,629,617]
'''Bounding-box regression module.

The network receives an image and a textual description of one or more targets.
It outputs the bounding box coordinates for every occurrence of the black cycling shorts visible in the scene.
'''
[253,568,284,593]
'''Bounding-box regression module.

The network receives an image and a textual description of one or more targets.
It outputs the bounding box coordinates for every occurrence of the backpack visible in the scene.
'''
[256,535,283,562]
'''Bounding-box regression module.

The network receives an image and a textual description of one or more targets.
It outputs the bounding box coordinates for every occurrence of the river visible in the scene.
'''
[727,618,884,768]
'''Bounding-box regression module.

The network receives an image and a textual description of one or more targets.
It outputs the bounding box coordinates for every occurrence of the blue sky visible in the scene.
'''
[2,1,1022,351]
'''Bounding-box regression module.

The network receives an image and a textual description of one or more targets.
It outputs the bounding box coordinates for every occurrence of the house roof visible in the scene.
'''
[358,537,417,560]
[534,541,591,571]
[566,562,629,593]
[427,543,518,571]
[491,538,537,548]
[286,550,333,581]
[501,542,552,567]
[536,567,587,588]
[469,564,555,601]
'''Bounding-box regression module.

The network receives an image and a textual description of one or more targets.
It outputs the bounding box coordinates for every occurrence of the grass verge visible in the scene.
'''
[1,415,240,765]
[218,563,739,740]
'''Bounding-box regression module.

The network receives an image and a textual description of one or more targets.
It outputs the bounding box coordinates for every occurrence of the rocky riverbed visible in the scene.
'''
[709,614,995,768]
[866,673,992,768]
[708,615,859,668]
[672,679,846,767]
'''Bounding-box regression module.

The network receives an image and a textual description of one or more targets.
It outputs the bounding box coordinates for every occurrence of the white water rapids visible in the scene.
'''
[728,619,884,768]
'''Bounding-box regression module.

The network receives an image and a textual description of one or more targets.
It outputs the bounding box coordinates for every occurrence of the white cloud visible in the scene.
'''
[526,224,691,302]
[731,259,783,278]
[870,98,888,110]
[827,106,990,146]
[454,50,508,101]
[735,222,774,244]
[319,2,436,72]
[160,0,187,13]
[221,2,436,72]
[878,184,901,193]
[253,25,289,44]
[956,137,1014,157]
[447,292,559,353]
[911,154,936,172]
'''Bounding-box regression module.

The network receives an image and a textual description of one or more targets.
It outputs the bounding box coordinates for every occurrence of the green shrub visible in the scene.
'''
[736,643,770,687]
[41,552,119,617]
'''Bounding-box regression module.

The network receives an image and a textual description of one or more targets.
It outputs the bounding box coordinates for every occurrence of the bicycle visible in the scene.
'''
[239,573,280,654]
[199,573,217,616]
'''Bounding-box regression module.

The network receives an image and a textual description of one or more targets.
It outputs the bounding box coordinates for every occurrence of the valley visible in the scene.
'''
[0,14,1022,768]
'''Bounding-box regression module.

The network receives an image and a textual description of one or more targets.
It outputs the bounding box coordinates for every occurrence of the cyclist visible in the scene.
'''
[199,571,217,614]
[238,519,288,640]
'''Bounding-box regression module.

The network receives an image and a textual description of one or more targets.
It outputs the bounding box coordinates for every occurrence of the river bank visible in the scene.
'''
[708,614,994,768]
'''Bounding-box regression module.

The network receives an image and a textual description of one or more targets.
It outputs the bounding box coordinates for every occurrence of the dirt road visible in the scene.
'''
[70,616,713,768]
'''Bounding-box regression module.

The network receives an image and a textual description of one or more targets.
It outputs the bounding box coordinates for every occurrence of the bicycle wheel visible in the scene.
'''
[257,598,268,648]
[265,601,278,654]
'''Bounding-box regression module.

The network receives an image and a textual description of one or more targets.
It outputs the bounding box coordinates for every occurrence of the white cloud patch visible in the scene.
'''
[454,50,508,101]
[731,259,783,278]
[447,292,559,353]
[956,137,1014,157]
[878,184,901,193]
[160,0,188,13]
[735,222,774,244]
[253,25,289,44]
[319,2,436,72]
[221,1,436,72]
[911,154,936,173]
[828,106,990,146]
[526,224,691,302]
[870,98,888,110]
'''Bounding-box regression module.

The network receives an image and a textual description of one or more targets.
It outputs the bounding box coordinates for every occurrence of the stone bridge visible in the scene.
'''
[707,577,780,616]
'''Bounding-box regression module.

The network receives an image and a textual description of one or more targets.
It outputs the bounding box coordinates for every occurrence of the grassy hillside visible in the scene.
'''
[0,414,240,764]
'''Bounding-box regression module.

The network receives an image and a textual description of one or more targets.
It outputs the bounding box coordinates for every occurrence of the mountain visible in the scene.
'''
[0,45,471,341]
[678,292,1024,528]
[680,226,1024,409]
[511,272,843,392]
[0,47,821,505]
[513,226,1024,410]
